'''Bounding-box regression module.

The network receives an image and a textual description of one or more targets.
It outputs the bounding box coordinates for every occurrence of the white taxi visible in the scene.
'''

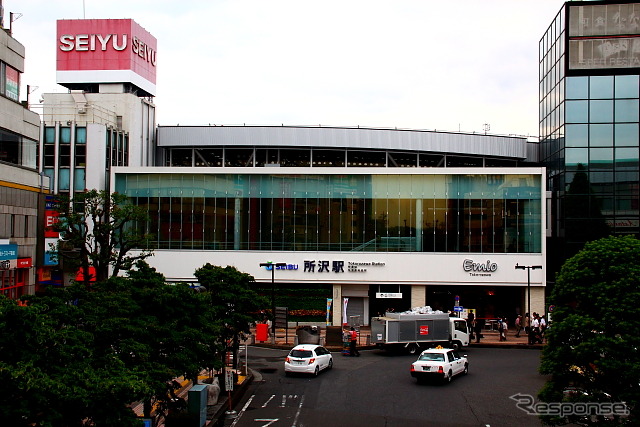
[284,344,333,377]
[410,348,468,384]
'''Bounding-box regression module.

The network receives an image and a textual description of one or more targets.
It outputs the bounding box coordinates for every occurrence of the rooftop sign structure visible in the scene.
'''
[56,19,157,96]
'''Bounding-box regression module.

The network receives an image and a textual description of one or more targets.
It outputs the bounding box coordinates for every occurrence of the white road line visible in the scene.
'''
[291,394,305,427]
[255,419,279,427]
[262,394,276,407]
[230,394,254,427]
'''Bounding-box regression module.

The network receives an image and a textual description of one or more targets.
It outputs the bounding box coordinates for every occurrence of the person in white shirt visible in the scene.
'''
[529,313,540,344]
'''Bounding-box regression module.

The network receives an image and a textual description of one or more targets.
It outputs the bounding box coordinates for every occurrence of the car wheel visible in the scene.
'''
[314,366,319,377]
[445,370,452,383]
[463,363,469,375]
[328,359,333,370]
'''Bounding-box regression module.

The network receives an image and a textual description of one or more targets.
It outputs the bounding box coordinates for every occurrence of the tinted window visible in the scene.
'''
[447,352,455,362]
[419,353,445,362]
[290,350,313,358]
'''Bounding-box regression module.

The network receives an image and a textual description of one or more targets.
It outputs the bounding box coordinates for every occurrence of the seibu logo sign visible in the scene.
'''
[56,19,157,95]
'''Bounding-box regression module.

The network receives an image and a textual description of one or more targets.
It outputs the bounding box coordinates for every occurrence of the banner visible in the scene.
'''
[342,298,349,325]
[326,298,332,326]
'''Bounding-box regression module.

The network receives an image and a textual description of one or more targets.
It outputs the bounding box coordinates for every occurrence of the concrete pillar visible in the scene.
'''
[332,284,342,326]
[530,286,546,316]
[411,285,426,309]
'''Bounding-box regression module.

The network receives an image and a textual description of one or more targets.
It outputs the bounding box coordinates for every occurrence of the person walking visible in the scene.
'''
[349,327,360,357]
[467,311,476,341]
[474,318,484,343]
[524,312,531,335]
[529,313,540,344]
[515,314,523,338]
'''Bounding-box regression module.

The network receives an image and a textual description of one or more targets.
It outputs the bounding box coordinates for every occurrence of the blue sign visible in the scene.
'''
[453,306,464,312]
[0,244,18,261]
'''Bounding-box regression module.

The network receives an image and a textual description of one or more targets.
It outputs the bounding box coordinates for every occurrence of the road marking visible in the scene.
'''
[291,395,305,427]
[255,419,279,426]
[262,395,276,407]
[280,394,287,407]
[230,394,254,427]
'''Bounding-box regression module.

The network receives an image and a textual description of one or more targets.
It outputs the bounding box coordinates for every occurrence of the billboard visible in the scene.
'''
[568,3,640,70]
[56,19,157,96]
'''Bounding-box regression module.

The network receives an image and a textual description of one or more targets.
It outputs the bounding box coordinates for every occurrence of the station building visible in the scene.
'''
[36,17,547,324]
[113,126,546,325]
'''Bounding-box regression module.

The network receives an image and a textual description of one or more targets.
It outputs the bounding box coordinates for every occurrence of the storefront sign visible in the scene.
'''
[376,292,402,299]
[17,258,32,268]
[0,244,18,260]
[419,325,429,335]
[463,259,498,276]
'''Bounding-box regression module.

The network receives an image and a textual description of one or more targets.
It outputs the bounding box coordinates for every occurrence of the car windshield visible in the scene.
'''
[290,350,313,358]
[418,353,445,362]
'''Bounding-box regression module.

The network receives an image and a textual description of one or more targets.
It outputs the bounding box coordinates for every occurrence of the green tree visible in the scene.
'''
[539,235,640,425]
[194,263,268,369]
[51,189,153,286]
[0,261,222,426]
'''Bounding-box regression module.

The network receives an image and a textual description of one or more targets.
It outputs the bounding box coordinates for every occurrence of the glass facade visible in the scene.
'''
[115,172,542,253]
[540,3,640,263]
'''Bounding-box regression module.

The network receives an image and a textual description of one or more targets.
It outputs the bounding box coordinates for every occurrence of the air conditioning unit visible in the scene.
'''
[77,104,87,114]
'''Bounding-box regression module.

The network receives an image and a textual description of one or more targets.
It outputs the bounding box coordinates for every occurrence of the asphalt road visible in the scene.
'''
[222,346,548,427]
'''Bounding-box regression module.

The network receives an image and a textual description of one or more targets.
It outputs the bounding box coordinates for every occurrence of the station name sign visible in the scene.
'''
[261,260,386,274]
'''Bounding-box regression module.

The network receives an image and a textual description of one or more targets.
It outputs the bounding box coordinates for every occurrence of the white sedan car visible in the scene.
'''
[410,348,468,384]
[284,344,333,377]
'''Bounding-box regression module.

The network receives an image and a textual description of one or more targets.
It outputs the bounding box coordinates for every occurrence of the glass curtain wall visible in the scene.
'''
[117,173,542,253]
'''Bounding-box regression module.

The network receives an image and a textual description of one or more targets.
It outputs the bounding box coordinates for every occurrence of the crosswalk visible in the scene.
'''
[231,394,306,427]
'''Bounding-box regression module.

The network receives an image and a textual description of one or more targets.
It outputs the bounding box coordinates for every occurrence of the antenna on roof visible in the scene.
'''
[483,123,491,134]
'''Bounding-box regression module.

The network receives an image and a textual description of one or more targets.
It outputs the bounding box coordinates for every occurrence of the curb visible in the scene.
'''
[207,370,255,426]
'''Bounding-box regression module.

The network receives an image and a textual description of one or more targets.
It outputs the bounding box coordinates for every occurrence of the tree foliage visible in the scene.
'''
[0,261,222,426]
[539,235,640,425]
[194,263,269,367]
[51,189,153,285]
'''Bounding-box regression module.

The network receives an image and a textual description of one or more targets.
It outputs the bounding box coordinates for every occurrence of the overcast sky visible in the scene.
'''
[6,0,566,137]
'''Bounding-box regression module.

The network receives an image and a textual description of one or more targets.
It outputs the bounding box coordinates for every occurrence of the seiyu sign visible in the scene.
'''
[56,19,157,95]
[463,259,498,277]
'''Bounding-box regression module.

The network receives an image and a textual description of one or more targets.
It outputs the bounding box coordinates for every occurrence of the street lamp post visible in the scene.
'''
[260,261,287,337]
[515,263,542,318]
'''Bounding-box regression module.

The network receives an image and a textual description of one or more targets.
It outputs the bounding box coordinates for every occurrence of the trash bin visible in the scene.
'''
[296,325,320,344]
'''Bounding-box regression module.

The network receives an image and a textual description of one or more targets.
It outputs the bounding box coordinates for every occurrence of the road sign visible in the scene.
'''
[453,306,463,312]
[224,368,234,392]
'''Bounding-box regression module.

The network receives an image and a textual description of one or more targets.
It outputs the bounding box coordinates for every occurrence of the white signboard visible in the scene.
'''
[376,292,402,299]
[224,368,234,392]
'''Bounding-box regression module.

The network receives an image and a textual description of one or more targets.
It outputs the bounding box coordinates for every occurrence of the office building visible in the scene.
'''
[540,0,640,273]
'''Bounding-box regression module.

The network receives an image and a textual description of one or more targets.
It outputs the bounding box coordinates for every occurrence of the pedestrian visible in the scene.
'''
[524,312,531,335]
[539,315,547,342]
[467,311,476,340]
[349,327,360,357]
[515,314,522,337]
[501,318,508,341]
[529,313,540,344]
[474,318,484,343]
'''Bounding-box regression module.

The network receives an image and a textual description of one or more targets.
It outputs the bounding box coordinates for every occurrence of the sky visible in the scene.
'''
[6,0,566,138]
